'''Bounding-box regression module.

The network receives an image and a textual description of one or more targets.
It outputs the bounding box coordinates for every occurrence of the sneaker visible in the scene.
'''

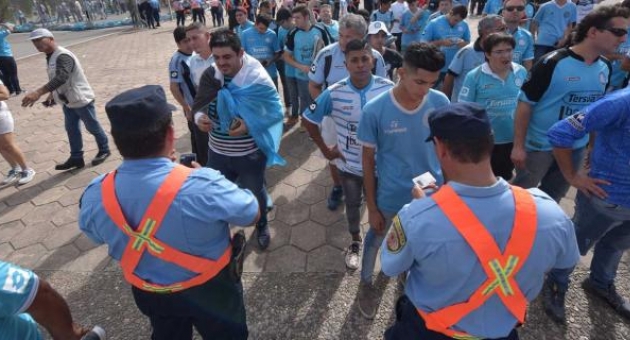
[17,168,36,185]
[542,277,567,324]
[91,151,111,166]
[345,241,361,270]
[357,281,378,320]
[55,158,85,171]
[582,278,630,319]
[327,186,343,211]
[81,326,106,340]
[256,221,270,250]
[1,168,20,185]
[266,190,274,212]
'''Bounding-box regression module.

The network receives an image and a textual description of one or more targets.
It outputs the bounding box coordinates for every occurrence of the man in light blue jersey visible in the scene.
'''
[443,14,504,101]
[421,5,470,89]
[380,103,579,339]
[235,7,255,36]
[530,0,577,62]
[319,3,339,40]
[277,8,299,121]
[241,14,282,88]
[502,0,534,70]
[546,87,630,324]
[371,0,395,31]
[482,0,502,15]
[303,39,395,271]
[429,0,453,21]
[401,0,431,53]
[0,260,105,340]
[607,0,630,92]
[459,32,527,180]
[511,6,627,206]
[356,42,450,319]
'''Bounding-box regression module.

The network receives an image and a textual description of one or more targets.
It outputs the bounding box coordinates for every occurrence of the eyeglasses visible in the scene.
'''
[504,6,525,12]
[601,27,628,37]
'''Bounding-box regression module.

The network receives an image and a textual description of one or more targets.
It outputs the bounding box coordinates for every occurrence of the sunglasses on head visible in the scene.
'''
[602,27,628,37]
[504,6,525,12]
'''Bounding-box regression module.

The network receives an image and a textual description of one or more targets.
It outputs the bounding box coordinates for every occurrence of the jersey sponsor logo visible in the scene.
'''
[2,267,31,294]
[310,63,317,73]
[563,11,571,18]
[385,119,408,134]
[386,215,407,253]
[171,71,178,79]
[565,76,581,82]
[562,91,602,105]
[566,112,586,131]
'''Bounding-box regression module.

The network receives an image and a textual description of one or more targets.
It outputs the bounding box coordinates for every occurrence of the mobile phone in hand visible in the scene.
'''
[412,172,437,189]
[179,153,197,168]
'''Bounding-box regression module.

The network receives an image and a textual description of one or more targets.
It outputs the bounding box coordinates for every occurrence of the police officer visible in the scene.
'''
[78,85,259,340]
[381,102,580,340]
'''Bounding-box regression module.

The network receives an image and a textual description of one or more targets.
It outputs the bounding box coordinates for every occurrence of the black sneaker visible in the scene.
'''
[91,151,111,166]
[55,158,85,171]
[327,185,343,211]
[81,326,106,340]
[256,222,270,250]
[582,278,630,320]
[542,277,567,324]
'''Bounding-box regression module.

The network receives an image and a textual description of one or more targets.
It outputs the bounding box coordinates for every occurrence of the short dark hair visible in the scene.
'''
[380,0,393,4]
[185,21,206,32]
[259,0,271,9]
[112,115,172,159]
[292,5,310,17]
[276,8,292,22]
[403,42,445,72]
[356,9,371,24]
[256,14,272,27]
[210,28,242,53]
[173,26,187,43]
[575,5,630,43]
[440,134,494,164]
[450,4,468,19]
[482,32,515,53]
[344,39,371,54]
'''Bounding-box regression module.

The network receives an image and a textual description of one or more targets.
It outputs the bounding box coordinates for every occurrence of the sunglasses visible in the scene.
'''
[602,27,628,37]
[504,6,525,12]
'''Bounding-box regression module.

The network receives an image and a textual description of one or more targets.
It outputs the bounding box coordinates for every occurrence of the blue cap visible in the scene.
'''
[425,102,492,142]
[105,85,176,132]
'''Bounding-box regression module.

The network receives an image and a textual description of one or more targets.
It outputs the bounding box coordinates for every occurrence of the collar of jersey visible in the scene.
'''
[481,62,519,81]
[445,178,509,198]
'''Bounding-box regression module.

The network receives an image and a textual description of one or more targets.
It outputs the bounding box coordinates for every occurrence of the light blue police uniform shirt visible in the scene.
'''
[381,180,580,338]
[0,261,41,340]
[357,89,449,214]
[447,39,484,102]
[548,87,630,207]
[519,48,610,151]
[0,28,12,57]
[284,27,329,80]
[400,9,431,48]
[303,76,395,176]
[169,50,195,105]
[322,20,340,41]
[371,9,395,30]
[510,27,534,66]
[236,20,255,37]
[421,15,471,72]
[278,26,296,78]
[79,158,259,286]
[532,0,577,47]
[241,27,281,79]
[482,0,502,15]
[609,34,630,89]
[459,62,528,144]
[308,42,386,86]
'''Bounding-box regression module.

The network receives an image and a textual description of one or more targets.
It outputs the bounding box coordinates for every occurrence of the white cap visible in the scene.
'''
[29,28,54,40]
[367,21,390,36]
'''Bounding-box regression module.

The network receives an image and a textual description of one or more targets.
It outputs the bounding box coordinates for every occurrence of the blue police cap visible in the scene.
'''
[425,102,492,142]
[105,85,176,132]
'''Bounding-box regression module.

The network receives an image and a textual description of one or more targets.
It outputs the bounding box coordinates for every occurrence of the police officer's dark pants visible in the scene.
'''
[132,266,247,340]
[176,10,186,26]
[385,295,519,340]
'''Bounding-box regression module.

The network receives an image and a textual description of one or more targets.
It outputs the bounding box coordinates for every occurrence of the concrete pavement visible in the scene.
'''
[1,20,630,339]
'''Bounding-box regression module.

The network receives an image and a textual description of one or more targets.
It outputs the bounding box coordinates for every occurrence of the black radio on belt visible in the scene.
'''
[230,230,247,281]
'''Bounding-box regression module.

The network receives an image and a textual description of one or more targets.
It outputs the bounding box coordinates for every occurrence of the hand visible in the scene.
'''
[260,60,269,67]
[299,64,311,74]
[368,207,386,235]
[322,145,345,161]
[411,183,438,199]
[228,117,248,136]
[442,39,454,47]
[197,114,213,132]
[183,105,192,121]
[191,161,203,168]
[569,172,610,200]
[22,91,42,107]
[511,146,527,170]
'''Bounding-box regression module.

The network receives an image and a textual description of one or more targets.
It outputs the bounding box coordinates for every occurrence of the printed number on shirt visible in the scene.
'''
[2,267,31,294]
[387,215,407,253]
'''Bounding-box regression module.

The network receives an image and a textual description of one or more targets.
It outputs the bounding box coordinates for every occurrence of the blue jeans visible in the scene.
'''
[296,78,311,117]
[549,192,630,291]
[339,171,364,236]
[361,210,396,283]
[207,149,268,226]
[62,101,109,160]
[512,148,585,202]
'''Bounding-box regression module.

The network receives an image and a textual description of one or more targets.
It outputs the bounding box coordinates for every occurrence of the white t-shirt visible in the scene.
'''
[390,1,409,34]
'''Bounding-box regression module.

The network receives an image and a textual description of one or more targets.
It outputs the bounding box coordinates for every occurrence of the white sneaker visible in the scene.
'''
[17,168,36,185]
[345,241,361,270]
[2,168,20,185]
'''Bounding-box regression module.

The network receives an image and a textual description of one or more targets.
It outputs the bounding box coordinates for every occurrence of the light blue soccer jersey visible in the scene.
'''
[241,27,281,78]
[459,62,528,144]
[168,50,195,105]
[303,76,395,176]
[308,42,386,86]
[482,0,502,15]
[380,180,579,339]
[285,26,331,80]
[609,35,630,89]
[0,29,13,57]
[510,27,534,66]
[401,8,431,48]
[532,1,577,47]
[322,20,340,41]
[371,9,395,30]
[278,26,296,78]
[421,15,471,72]
[357,89,450,213]
[0,261,41,340]
[447,40,485,102]
[235,20,255,37]
[519,48,610,151]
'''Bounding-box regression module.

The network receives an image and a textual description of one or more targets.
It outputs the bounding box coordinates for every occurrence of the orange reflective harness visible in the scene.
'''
[101,165,232,294]
[417,185,537,340]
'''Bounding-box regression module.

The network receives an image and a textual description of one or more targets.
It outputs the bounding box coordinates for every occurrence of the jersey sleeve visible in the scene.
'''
[447,48,467,76]
[462,24,471,43]
[303,89,333,124]
[308,49,328,84]
[0,261,39,317]
[78,180,108,246]
[523,34,534,61]
[272,33,281,53]
[357,104,379,148]
[532,4,545,24]
[420,21,434,42]
[169,56,183,83]
[374,51,388,78]
[570,5,577,24]
[400,12,410,31]
[519,52,559,103]
[380,213,414,276]
[458,70,477,103]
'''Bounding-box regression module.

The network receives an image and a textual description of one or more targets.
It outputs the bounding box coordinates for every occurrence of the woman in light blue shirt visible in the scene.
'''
[0,24,22,95]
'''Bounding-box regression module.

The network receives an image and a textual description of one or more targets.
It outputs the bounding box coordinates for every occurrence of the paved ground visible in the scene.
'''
[1,19,630,339]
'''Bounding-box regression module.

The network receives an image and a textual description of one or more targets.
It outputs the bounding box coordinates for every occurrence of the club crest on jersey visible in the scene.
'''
[170,71,178,79]
[309,102,317,111]
[563,11,570,18]
[310,64,317,73]
[460,86,470,97]
[374,22,382,29]
[515,78,523,87]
